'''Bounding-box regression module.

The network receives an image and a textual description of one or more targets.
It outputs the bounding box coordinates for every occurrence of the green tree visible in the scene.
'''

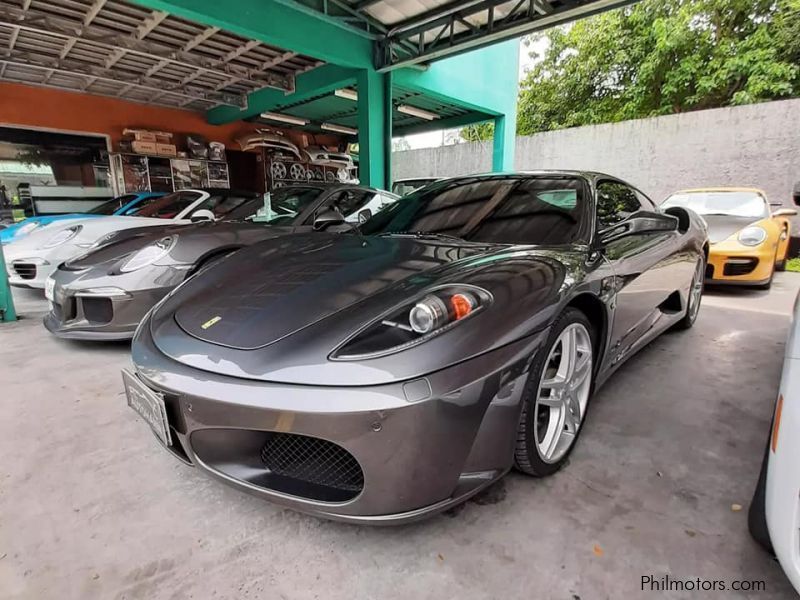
[512,0,800,135]
[460,122,494,142]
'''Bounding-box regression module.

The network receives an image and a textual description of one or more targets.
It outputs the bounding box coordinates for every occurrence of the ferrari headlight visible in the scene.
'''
[119,236,176,273]
[738,226,767,246]
[41,225,82,249]
[333,285,491,359]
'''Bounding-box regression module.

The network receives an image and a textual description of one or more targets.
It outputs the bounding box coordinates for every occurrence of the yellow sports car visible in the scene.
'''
[662,188,796,289]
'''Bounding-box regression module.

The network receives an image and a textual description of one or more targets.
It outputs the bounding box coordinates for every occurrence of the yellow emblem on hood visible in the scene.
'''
[201,316,222,330]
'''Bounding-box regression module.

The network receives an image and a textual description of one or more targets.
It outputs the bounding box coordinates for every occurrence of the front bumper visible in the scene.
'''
[766,357,800,593]
[43,265,187,340]
[130,321,547,524]
[706,241,776,285]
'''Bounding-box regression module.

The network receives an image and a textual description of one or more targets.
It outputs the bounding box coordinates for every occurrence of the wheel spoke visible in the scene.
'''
[544,405,566,459]
[571,352,591,388]
[537,392,562,408]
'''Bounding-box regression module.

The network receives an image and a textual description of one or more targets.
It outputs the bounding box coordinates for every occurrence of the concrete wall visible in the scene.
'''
[393,98,800,207]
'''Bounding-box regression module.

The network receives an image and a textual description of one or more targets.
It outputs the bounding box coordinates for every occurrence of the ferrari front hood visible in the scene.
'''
[171,233,487,350]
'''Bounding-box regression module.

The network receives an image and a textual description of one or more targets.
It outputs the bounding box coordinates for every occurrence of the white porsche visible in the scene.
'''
[4,188,255,290]
[750,290,800,594]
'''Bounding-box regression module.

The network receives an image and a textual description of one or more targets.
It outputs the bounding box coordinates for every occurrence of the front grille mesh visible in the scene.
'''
[261,433,364,494]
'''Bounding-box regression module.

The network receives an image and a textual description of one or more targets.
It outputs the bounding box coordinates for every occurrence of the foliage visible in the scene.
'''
[460,122,494,142]
[392,137,411,152]
[489,0,800,138]
[786,258,800,273]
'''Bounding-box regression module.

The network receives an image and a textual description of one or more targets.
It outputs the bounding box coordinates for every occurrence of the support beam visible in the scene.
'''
[492,112,515,172]
[208,64,357,125]
[129,0,374,69]
[0,245,17,323]
[394,111,492,137]
[356,69,391,190]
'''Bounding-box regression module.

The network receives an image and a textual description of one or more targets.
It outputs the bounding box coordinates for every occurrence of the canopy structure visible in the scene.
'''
[0,0,636,322]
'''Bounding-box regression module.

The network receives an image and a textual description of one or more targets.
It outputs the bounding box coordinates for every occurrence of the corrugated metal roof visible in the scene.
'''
[0,0,322,111]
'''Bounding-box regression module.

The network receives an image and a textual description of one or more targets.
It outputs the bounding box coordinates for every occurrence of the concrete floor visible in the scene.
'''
[1,275,799,600]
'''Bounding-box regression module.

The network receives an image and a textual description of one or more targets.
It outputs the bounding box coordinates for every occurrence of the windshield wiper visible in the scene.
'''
[376,231,464,241]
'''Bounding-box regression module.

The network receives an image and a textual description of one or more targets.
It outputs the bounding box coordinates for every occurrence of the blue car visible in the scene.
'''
[1,192,165,245]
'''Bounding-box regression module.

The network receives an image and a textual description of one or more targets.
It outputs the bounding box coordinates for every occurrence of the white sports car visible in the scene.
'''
[750,291,800,594]
[4,188,255,290]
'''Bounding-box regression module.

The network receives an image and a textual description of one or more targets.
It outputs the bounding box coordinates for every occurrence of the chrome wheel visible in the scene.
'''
[534,323,593,464]
[687,260,703,322]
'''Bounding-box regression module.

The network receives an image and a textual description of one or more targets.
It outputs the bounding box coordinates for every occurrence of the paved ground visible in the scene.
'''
[1,275,798,600]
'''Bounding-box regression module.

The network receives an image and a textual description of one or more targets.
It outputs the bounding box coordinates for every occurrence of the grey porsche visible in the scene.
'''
[44,184,398,340]
[125,171,708,524]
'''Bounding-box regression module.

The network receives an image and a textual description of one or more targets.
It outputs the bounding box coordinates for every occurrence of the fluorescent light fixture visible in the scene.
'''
[260,112,309,126]
[321,122,358,136]
[334,88,358,101]
[397,104,439,121]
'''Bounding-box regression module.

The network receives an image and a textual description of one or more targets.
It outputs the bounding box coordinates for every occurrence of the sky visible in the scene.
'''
[398,37,547,150]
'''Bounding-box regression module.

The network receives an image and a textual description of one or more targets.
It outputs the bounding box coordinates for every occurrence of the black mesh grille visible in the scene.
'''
[261,433,364,494]
[12,263,36,279]
[723,259,758,276]
[82,297,113,324]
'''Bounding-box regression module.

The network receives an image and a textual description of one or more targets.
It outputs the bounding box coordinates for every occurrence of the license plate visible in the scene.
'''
[44,277,55,302]
[122,369,172,446]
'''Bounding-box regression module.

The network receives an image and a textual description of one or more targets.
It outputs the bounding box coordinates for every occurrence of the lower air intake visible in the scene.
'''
[261,433,364,500]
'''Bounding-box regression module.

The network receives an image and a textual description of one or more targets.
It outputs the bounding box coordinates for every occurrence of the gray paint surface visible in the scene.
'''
[3,279,798,598]
[394,98,800,206]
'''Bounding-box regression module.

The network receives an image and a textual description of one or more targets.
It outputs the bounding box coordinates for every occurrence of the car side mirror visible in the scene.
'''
[190,209,215,223]
[598,211,679,245]
[357,208,372,224]
[773,208,797,217]
[313,208,346,231]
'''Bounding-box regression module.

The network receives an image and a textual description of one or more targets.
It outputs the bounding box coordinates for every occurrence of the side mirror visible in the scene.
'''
[357,208,372,224]
[598,211,679,245]
[313,208,346,231]
[190,209,215,223]
[773,208,798,217]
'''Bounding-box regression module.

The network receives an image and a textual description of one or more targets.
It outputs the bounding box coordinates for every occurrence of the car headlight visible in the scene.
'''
[738,226,767,246]
[17,222,40,235]
[41,225,82,249]
[119,236,176,273]
[332,285,492,359]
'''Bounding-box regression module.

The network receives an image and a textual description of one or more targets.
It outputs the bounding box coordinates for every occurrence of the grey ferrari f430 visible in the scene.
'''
[125,172,708,524]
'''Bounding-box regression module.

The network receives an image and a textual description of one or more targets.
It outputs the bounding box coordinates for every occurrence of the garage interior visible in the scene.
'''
[0,0,797,597]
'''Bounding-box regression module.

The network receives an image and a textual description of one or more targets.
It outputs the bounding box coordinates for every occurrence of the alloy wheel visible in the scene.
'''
[687,260,703,322]
[534,323,593,464]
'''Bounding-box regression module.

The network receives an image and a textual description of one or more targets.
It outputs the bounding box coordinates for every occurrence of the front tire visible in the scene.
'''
[514,308,594,477]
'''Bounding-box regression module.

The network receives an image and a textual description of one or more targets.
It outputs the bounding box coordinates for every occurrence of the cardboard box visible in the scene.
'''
[154,132,173,144]
[156,143,177,157]
[131,140,158,155]
[124,129,157,142]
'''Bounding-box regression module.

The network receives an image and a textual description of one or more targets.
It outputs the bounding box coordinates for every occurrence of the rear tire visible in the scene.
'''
[775,259,786,272]
[514,308,595,477]
[748,437,774,553]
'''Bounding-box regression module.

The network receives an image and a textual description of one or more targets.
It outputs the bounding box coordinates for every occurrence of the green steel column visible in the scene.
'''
[356,69,391,191]
[0,244,17,322]
[492,111,517,172]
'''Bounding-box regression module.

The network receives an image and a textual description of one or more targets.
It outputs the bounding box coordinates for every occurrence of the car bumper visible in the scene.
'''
[130,321,548,524]
[766,357,800,593]
[43,265,188,340]
[706,242,776,285]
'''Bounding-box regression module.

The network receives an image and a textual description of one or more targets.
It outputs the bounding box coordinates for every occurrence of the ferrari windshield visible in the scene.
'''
[662,191,768,218]
[361,176,586,244]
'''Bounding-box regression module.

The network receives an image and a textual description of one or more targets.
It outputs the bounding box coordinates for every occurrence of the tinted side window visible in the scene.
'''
[634,189,656,211]
[596,181,642,228]
[197,194,252,218]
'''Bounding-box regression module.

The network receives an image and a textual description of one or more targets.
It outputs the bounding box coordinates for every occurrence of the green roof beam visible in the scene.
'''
[128,0,374,69]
